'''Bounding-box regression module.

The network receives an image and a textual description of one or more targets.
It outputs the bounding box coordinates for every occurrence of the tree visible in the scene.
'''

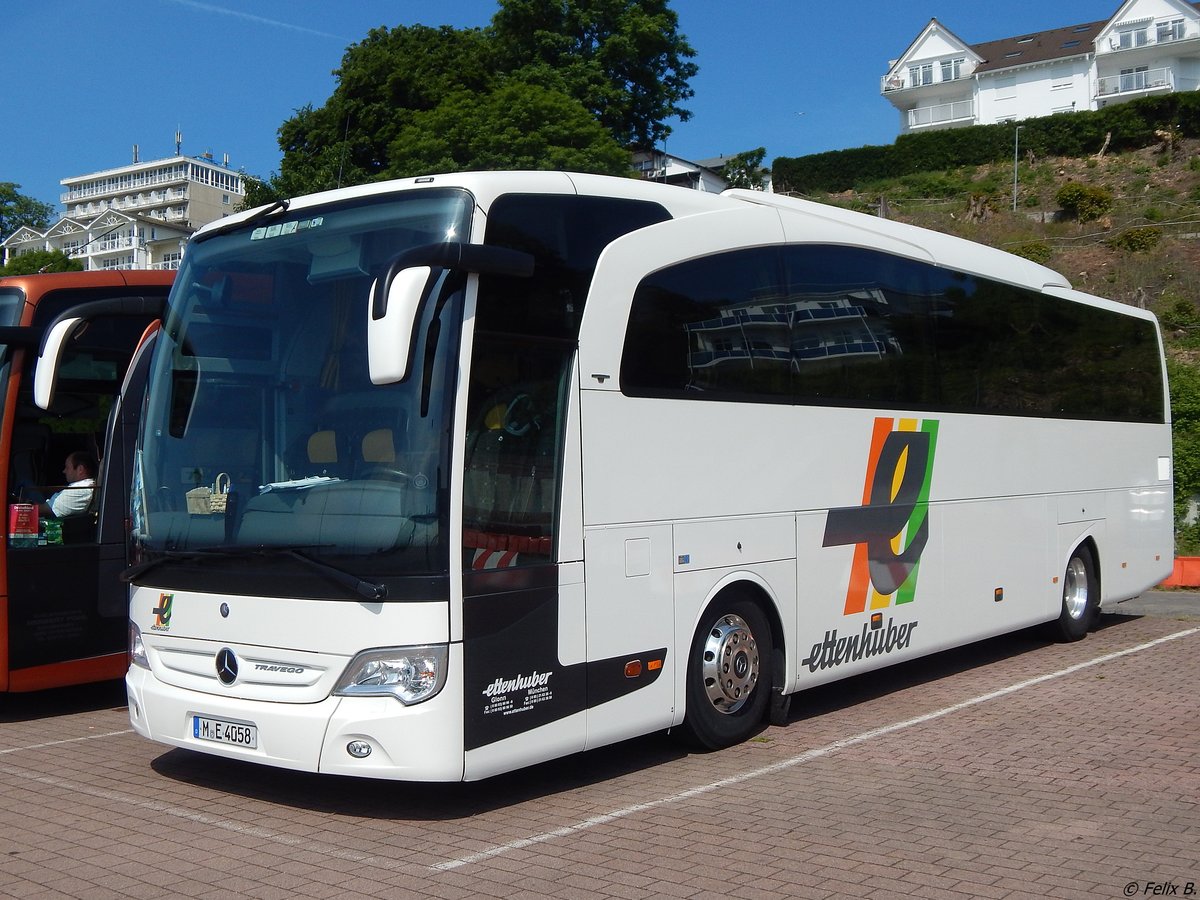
[266,1,698,197]
[0,249,82,276]
[387,80,630,177]
[721,148,768,191]
[265,24,495,198]
[489,0,697,150]
[1169,357,1200,552]
[0,183,55,239]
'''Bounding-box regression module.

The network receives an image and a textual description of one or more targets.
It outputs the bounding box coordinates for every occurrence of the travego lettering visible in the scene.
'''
[801,618,918,673]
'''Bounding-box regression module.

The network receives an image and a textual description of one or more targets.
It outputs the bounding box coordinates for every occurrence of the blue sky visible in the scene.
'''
[5,0,1117,212]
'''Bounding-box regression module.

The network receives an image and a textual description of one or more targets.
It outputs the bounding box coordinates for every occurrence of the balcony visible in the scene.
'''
[60,168,188,204]
[1096,67,1173,99]
[908,99,975,129]
[882,66,970,95]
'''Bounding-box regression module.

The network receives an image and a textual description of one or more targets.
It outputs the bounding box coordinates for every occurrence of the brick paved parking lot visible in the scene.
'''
[2,598,1198,900]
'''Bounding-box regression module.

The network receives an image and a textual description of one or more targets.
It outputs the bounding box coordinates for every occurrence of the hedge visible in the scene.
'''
[773,92,1200,194]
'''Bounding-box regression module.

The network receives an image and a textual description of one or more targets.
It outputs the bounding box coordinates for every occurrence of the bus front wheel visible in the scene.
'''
[681,594,773,749]
[1053,544,1098,642]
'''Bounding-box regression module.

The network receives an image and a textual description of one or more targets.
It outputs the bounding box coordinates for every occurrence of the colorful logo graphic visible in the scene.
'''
[822,417,939,615]
[151,592,174,632]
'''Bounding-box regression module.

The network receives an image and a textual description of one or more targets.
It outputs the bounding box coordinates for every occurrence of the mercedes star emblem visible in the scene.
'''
[215,647,239,685]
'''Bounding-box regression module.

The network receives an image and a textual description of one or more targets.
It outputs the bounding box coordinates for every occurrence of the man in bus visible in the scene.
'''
[39,450,97,519]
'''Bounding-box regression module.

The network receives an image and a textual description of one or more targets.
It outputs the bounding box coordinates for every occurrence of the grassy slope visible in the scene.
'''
[803,138,1200,550]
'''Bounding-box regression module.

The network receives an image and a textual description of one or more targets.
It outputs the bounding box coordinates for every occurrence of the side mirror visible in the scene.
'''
[34,315,86,410]
[367,242,533,385]
[367,266,436,385]
[34,295,166,410]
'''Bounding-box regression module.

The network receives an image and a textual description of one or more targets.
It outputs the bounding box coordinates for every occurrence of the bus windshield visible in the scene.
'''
[0,288,25,328]
[0,287,26,394]
[132,189,473,600]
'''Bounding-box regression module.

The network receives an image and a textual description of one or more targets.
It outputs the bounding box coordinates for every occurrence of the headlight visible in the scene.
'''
[332,645,447,704]
[129,621,149,669]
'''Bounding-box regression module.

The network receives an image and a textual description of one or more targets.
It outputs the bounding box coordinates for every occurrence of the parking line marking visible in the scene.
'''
[0,762,428,873]
[0,729,134,755]
[431,626,1200,872]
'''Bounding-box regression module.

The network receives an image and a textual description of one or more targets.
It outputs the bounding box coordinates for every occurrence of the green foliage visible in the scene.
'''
[0,182,55,239]
[721,147,768,190]
[1159,297,1200,331]
[0,249,83,276]
[1008,241,1052,264]
[272,24,494,194]
[489,0,697,151]
[1055,182,1113,221]
[1168,358,1200,536]
[774,92,1200,194]
[264,1,698,198]
[386,80,629,177]
[1108,226,1162,252]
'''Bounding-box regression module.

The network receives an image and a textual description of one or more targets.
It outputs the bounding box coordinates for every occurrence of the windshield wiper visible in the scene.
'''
[192,197,290,244]
[124,544,387,600]
[280,548,388,600]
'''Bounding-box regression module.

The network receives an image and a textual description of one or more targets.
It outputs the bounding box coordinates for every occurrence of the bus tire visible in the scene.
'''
[680,593,773,750]
[1052,544,1098,642]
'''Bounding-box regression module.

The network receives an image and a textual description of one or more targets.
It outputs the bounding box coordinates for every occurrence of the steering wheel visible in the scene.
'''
[503,393,538,436]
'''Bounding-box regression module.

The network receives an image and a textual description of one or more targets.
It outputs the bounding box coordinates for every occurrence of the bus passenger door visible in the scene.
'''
[460,332,589,779]
[5,314,158,689]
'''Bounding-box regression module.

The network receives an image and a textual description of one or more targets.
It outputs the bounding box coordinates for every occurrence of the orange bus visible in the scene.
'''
[0,269,172,691]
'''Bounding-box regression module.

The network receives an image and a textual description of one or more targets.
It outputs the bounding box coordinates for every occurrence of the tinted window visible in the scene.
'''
[462,193,672,570]
[622,245,1163,423]
[927,268,1163,420]
[621,247,788,401]
[479,194,670,340]
[785,246,935,408]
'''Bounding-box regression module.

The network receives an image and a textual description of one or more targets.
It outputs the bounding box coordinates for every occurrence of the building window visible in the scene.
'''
[1120,66,1150,92]
[908,63,933,86]
[1051,66,1074,90]
[1157,18,1184,42]
[996,76,1017,101]
[1116,27,1149,49]
[940,57,964,82]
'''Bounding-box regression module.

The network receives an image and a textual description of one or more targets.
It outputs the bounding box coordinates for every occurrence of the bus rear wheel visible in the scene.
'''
[681,594,773,750]
[1052,545,1098,642]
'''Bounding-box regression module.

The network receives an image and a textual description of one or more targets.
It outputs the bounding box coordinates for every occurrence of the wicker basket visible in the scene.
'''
[209,472,230,513]
[186,472,231,515]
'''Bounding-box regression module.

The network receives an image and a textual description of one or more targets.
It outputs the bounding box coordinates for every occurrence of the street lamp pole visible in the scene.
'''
[1012,124,1024,213]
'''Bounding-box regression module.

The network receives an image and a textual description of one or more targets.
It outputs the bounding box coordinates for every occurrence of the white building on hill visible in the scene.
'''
[3,146,245,271]
[882,0,1200,134]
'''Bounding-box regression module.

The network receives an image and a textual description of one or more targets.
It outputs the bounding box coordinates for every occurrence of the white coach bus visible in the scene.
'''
[40,171,1172,780]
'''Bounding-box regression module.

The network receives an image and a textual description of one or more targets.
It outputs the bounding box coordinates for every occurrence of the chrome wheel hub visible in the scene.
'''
[1063,556,1089,620]
[700,613,760,714]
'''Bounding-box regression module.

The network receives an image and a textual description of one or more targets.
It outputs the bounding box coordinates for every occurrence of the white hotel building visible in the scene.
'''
[882,0,1200,134]
[3,148,245,271]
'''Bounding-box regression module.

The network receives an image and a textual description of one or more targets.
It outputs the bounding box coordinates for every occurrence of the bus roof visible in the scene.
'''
[199,170,1071,296]
[0,269,175,295]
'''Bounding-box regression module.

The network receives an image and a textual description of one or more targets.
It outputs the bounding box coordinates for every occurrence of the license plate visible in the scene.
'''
[193,715,257,749]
